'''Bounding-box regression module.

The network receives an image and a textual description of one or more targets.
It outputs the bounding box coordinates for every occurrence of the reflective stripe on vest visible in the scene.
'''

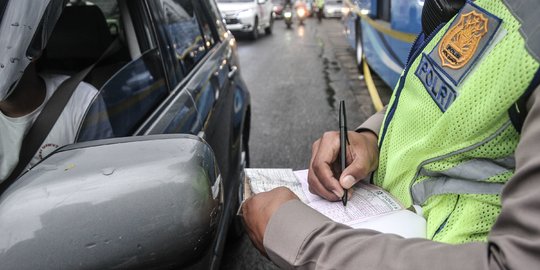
[411,156,514,204]
[410,121,516,204]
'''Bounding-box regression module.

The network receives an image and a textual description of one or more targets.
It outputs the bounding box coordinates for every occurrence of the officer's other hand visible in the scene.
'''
[242,187,299,257]
[308,131,379,201]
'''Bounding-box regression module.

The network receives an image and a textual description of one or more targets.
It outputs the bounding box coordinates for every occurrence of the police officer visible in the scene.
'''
[243,0,540,268]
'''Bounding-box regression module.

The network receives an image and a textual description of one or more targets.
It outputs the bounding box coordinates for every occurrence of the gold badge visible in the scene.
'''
[438,11,489,69]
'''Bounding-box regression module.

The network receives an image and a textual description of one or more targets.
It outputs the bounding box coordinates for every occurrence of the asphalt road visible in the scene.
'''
[220,17,390,269]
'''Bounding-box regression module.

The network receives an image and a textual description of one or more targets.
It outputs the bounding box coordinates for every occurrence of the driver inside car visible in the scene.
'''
[0,0,111,183]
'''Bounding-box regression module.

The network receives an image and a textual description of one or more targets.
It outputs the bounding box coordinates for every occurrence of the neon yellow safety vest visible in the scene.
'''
[374,0,540,243]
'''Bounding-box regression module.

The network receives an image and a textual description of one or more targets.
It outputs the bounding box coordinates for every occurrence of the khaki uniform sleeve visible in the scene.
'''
[264,200,486,270]
[355,106,387,136]
[263,88,540,270]
[487,85,540,269]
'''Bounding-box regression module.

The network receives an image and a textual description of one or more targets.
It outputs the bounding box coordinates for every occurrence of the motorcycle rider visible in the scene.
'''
[315,0,324,21]
[294,0,309,24]
[282,0,294,28]
[283,0,293,9]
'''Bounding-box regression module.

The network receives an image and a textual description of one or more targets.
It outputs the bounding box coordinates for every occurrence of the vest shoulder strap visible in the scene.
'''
[509,68,540,133]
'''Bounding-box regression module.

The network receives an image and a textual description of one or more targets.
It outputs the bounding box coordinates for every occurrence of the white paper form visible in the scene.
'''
[246,168,309,203]
[246,168,426,238]
[294,170,403,224]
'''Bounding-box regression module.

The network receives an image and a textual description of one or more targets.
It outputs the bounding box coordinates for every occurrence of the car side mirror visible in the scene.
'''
[0,134,222,269]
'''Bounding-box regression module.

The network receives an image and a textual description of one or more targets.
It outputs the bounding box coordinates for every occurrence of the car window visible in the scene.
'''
[195,3,216,48]
[78,48,169,140]
[151,0,208,77]
[77,1,169,141]
[201,0,228,41]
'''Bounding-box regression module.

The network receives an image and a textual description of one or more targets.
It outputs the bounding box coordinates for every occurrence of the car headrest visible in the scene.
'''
[42,5,113,70]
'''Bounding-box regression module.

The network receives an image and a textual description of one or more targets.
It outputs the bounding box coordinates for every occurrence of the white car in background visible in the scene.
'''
[323,0,344,18]
[218,0,274,40]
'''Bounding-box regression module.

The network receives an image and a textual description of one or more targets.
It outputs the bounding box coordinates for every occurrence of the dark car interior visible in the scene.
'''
[37,1,170,141]
[36,0,223,142]
[39,4,129,89]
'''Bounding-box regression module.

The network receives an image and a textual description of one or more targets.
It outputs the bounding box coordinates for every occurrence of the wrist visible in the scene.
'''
[356,130,378,146]
[354,130,380,173]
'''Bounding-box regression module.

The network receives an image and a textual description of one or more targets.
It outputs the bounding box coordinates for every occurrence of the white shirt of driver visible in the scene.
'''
[0,74,98,182]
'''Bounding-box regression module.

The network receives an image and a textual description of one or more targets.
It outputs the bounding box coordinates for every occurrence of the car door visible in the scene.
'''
[199,0,251,220]
[139,0,243,194]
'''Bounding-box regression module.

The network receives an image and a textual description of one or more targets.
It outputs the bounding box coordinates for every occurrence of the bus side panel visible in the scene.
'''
[343,10,358,49]
[361,21,411,88]
[391,0,423,34]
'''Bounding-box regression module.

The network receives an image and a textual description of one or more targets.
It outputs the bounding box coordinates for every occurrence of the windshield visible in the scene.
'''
[217,0,253,3]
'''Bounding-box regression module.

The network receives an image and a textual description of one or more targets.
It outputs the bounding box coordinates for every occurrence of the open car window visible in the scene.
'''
[77,48,168,141]
[74,0,169,141]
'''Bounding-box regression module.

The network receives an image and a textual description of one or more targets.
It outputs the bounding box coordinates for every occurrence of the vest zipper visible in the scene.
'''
[433,195,460,238]
[378,24,445,150]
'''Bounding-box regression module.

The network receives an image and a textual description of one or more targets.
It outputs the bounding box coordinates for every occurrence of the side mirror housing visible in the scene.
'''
[0,135,222,269]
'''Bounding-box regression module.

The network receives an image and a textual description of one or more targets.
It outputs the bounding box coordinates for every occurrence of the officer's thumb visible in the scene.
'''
[339,134,377,189]
[339,161,370,189]
[340,175,358,190]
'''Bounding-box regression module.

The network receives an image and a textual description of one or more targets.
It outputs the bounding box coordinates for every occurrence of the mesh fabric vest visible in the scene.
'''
[374,0,539,243]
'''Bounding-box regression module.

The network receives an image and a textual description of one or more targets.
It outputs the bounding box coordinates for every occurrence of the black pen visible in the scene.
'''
[339,100,348,206]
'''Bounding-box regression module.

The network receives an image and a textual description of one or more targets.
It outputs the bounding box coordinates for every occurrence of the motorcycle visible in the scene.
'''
[296,5,308,25]
[283,5,293,28]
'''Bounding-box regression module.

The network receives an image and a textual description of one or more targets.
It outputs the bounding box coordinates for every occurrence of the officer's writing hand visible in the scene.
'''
[308,131,379,201]
[241,187,299,257]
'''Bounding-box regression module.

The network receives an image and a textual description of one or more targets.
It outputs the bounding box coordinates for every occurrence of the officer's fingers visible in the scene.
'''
[308,167,341,201]
[242,188,299,257]
[309,140,340,201]
[309,132,343,200]
[242,197,267,256]
[339,132,379,189]
[309,138,321,163]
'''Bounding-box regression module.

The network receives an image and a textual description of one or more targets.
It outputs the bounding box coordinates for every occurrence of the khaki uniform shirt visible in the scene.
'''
[263,87,540,269]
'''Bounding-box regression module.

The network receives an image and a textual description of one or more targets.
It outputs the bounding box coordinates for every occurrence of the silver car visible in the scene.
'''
[0,0,251,269]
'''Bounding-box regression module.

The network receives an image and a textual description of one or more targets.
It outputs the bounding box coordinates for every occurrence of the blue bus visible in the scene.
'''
[343,0,424,88]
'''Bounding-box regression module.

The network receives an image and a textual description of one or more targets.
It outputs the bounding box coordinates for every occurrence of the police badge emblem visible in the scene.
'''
[418,2,503,111]
[426,2,502,86]
[438,11,489,69]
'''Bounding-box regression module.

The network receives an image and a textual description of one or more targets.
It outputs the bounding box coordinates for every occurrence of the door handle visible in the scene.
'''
[228,65,238,79]
[214,59,228,77]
